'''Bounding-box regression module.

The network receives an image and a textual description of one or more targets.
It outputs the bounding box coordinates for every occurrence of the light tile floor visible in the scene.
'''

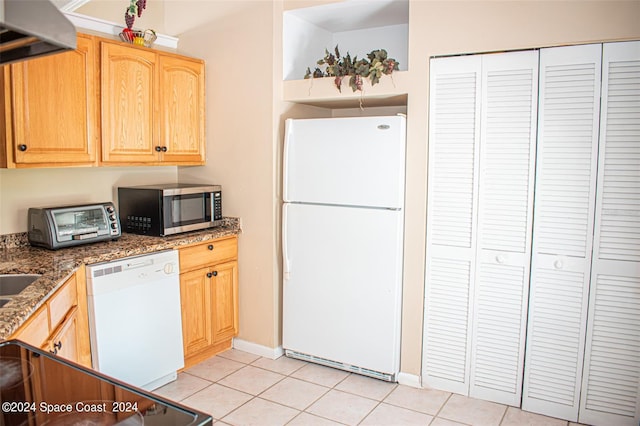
[154,349,589,426]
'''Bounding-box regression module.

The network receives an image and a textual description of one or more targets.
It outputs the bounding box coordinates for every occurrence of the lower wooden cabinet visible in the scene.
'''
[177,236,239,368]
[10,267,91,368]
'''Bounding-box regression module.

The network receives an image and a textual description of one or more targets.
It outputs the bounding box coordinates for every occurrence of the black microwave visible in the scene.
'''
[118,184,222,236]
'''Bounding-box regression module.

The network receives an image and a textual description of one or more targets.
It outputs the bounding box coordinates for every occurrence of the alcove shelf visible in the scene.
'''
[282,0,409,109]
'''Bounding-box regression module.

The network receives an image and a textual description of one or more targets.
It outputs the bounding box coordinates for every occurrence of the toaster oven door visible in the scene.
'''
[52,206,109,243]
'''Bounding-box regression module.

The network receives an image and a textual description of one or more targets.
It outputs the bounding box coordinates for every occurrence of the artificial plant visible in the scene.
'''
[304,45,399,92]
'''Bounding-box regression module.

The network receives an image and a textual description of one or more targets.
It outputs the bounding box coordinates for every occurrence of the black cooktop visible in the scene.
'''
[0,340,212,425]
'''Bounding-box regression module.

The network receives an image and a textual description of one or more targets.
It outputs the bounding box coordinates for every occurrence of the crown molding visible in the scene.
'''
[63,11,178,49]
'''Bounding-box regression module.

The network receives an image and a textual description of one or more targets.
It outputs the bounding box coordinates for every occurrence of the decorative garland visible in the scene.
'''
[304,45,399,92]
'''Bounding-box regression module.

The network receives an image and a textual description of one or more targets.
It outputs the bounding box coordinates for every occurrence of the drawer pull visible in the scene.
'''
[207,245,214,251]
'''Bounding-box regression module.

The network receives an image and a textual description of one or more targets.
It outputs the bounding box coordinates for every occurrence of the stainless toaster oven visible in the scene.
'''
[28,202,121,250]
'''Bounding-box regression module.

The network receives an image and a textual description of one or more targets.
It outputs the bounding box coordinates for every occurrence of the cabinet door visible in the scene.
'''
[522,44,602,422]
[211,261,238,344]
[47,307,80,364]
[101,42,158,164]
[158,55,205,164]
[180,268,213,356]
[10,34,98,165]
[579,40,640,426]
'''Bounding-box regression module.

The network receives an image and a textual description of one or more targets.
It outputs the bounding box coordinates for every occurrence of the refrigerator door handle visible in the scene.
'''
[283,119,293,202]
[283,203,291,280]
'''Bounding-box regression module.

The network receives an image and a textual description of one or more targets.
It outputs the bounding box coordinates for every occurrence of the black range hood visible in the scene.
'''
[0,0,76,65]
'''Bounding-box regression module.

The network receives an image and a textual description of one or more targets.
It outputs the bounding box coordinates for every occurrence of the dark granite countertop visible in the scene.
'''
[0,218,240,340]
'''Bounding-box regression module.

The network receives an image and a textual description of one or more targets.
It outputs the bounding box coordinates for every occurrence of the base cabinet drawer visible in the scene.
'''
[178,236,238,273]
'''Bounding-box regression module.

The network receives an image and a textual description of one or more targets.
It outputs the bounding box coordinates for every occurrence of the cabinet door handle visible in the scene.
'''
[207,272,213,278]
[18,144,27,152]
[161,146,167,152]
[155,146,162,152]
[207,244,214,251]
[50,341,62,355]
[206,271,218,278]
[212,271,218,277]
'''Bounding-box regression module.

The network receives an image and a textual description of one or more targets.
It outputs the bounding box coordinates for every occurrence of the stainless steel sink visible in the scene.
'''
[0,274,41,297]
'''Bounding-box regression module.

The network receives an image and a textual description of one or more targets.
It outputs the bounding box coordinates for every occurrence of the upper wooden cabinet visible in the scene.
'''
[158,55,205,164]
[0,34,205,168]
[101,42,158,164]
[1,34,99,167]
[101,40,205,165]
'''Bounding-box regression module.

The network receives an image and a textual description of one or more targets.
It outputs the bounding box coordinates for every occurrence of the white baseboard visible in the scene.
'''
[397,372,422,388]
[232,338,284,360]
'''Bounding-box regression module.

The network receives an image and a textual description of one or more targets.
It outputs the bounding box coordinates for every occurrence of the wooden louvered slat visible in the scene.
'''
[532,59,599,257]
[525,267,589,406]
[429,70,479,249]
[582,273,640,419]
[472,263,525,393]
[423,257,472,390]
[523,43,602,422]
[595,56,640,262]
[580,40,640,426]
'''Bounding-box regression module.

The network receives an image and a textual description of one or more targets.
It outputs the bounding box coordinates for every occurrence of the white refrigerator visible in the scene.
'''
[282,115,406,381]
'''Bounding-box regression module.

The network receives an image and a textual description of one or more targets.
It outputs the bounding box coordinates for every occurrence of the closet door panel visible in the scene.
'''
[580,40,640,426]
[470,51,538,406]
[523,43,602,421]
[423,55,481,394]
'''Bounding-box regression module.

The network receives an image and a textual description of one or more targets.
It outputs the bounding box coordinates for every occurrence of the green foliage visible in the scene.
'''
[304,45,399,92]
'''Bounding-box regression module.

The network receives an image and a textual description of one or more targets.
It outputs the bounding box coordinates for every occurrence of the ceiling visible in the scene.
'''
[287,0,409,33]
[51,0,91,12]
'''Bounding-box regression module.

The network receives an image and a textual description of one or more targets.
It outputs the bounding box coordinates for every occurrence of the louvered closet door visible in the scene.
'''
[423,55,481,394]
[522,44,602,422]
[469,51,538,406]
[579,40,640,426]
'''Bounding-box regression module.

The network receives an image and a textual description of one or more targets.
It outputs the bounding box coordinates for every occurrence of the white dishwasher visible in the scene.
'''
[86,249,184,391]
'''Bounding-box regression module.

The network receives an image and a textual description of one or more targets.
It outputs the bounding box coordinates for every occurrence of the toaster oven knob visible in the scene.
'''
[111,223,118,229]
[106,205,114,213]
[109,214,116,221]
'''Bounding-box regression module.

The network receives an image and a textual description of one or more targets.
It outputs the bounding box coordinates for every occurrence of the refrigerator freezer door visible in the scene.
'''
[282,202,403,375]
[283,116,406,209]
